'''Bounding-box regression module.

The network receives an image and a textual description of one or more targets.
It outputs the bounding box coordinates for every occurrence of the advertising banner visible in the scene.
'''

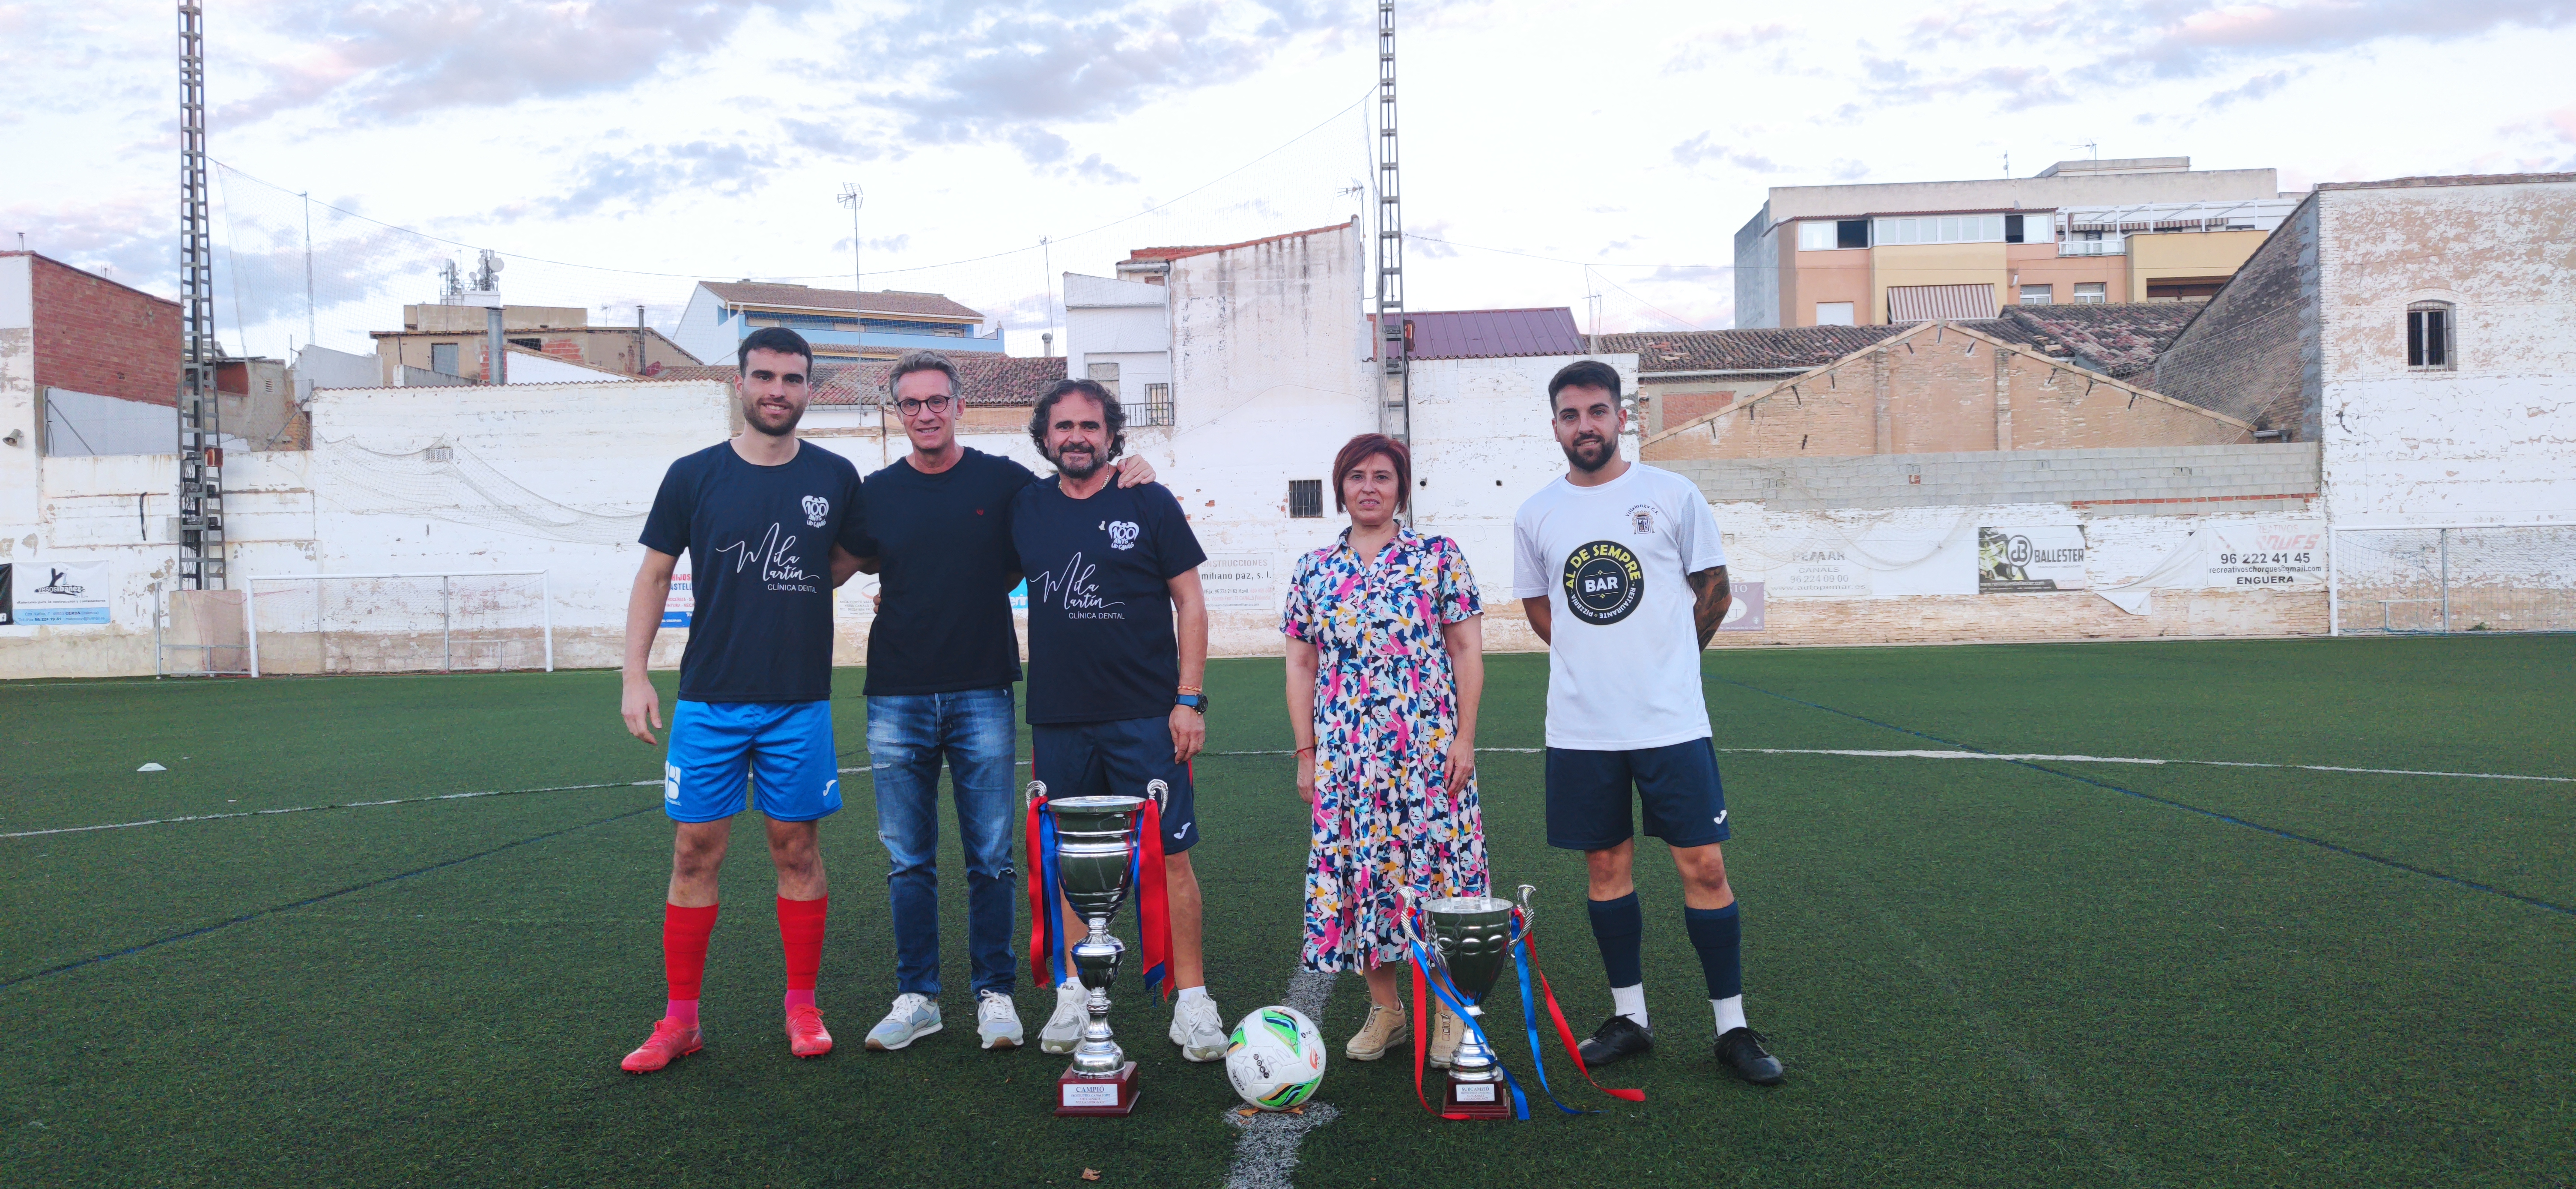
[17,560,111,624]
[1717,580,1765,631]
[662,570,692,628]
[1977,526,2087,593]
[2202,523,2326,589]
[1199,553,1280,612]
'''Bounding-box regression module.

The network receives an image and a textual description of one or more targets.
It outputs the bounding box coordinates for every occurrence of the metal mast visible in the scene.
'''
[176,1,225,589]
[1374,0,1410,455]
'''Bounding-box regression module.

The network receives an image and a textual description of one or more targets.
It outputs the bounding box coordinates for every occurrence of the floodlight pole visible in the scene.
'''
[1374,0,1412,500]
[838,183,865,354]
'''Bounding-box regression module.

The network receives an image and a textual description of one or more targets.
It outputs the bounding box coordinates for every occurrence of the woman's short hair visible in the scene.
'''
[1331,433,1411,512]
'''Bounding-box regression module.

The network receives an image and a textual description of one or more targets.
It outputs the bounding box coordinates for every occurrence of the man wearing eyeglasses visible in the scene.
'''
[846,350,1153,1056]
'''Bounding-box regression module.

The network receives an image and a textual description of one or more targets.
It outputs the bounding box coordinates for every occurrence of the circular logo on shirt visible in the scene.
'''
[1562,541,1644,626]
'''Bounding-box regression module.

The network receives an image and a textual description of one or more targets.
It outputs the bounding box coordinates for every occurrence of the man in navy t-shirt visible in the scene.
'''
[1009,378,1228,1063]
[614,326,871,1074]
[841,351,1154,1056]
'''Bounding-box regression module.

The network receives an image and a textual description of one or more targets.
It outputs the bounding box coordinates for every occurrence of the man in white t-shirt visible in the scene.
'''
[1511,359,1784,1087]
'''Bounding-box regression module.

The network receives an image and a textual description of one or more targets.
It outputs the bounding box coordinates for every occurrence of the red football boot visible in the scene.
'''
[621,1019,704,1073]
[786,1004,833,1058]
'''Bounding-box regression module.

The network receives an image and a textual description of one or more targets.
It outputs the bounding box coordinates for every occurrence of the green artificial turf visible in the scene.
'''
[1,637,2570,1187]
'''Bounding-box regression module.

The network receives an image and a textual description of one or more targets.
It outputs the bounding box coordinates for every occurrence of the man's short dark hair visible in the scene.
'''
[738,326,814,376]
[887,349,960,400]
[1547,358,1623,409]
[1029,378,1126,462]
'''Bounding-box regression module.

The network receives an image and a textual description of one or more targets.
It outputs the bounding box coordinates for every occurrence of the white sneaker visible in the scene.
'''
[976,990,1024,1051]
[1169,992,1227,1063]
[864,993,942,1052]
[1040,978,1088,1055]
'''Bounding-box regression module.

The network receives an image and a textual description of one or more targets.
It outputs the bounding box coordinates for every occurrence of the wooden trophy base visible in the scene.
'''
[1055,1063,1140,1117]
[1442,1075,1514,1120]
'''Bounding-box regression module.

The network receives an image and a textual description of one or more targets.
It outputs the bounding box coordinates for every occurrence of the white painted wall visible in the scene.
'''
[2317,180,2576,526]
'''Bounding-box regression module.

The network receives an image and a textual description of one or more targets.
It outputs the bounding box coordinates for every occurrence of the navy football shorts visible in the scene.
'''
[1544,737,1730,851]
[1031,716,1199,853]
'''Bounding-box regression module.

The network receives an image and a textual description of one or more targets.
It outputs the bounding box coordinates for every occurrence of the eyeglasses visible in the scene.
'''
[888,395,955,415]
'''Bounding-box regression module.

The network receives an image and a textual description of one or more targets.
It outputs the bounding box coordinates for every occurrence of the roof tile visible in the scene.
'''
[699,281,984,322]
[1591,325,1908,373]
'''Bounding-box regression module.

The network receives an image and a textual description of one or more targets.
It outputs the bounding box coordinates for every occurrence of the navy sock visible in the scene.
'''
[1585,892,1645,988]
[1683,902,1742,1001]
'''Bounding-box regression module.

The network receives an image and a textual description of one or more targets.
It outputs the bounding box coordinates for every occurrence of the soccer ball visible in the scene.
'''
[1225,1006,1326,1111]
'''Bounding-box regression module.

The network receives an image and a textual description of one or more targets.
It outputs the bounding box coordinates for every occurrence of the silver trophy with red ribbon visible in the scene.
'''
[1401,884,1534,1119]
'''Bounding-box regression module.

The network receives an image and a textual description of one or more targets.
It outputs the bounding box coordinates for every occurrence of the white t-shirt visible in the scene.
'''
[1512,462,1728,751]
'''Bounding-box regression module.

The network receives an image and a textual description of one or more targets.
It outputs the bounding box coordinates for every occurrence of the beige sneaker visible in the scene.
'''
[1428,1002,1464,1068]
[1344,1002,1409,1061]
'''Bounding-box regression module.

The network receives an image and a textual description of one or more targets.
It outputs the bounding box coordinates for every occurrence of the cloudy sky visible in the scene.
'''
[4,0,2570,360]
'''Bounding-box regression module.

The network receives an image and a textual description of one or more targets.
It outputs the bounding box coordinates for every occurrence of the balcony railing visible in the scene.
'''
[2058,236,2125,257]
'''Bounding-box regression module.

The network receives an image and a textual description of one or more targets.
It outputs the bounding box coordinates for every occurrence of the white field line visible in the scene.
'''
[0,780,663,840]
[22,748,2561,842]
[1216,748,2572,783]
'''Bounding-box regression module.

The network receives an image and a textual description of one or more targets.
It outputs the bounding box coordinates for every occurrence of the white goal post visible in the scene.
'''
[2329,523,2576,636]
[246,571,555,677]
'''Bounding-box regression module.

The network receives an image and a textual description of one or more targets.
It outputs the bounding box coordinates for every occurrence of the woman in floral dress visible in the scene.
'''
[1282,433,1488,1063]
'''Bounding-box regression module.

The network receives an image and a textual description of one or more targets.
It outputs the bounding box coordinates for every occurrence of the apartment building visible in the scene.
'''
[371,304,701,383]
[1735,157,2299,329]
[674,281,1002,364]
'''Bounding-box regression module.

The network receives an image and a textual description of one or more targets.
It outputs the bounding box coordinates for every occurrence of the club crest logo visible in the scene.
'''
[1562,540,1644,626]
[801,495,829,528]
[1628,505,1656,535]
[1107,520,1141,550]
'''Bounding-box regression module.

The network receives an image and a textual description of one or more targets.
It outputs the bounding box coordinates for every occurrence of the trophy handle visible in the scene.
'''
[1396,885,1427,950]
[1024,780,1047,813]
[1515,883,1536,934]
[1144,778,1169,813]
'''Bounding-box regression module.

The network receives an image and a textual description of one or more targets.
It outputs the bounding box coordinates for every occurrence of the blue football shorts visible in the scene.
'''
[663,700,843,824]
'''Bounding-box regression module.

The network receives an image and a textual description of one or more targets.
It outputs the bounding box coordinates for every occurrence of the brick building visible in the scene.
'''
[0,252,181,407]
[370,304,701,384]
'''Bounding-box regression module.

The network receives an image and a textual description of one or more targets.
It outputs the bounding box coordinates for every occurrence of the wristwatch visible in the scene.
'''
[1175,692,1210,715]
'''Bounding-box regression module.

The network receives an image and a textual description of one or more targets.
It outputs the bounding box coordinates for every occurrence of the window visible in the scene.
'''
[430,343,459,375]
[2004,214,2027,244]
[1128,382,1174,427]
[1814,302,1855,326]
[1088,361,1120,397]
[1288,479,1324,519]
[2018,284,2052,306]
[509,337,541,351]
[1873,213,2007,245]
[2072,282,2108,304]
[2146,277,2228,301]
[1796,221,1869,251]
[2407,301,2453,369]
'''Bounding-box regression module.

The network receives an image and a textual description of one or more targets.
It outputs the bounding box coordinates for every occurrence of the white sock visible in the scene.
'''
[1711,995,1747,1036]
[1177,985,1209,1006]
[1610,983,1649,1030]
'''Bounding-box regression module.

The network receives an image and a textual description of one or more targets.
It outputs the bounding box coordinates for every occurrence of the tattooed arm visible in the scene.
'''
[1689,565,1731,650]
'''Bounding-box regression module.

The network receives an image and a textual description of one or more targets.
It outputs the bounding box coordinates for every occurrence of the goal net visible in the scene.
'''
[2331,525,2576,635]
[248,572,554,675]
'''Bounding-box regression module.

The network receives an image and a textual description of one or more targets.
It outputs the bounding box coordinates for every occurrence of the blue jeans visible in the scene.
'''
[867,686,1019,998]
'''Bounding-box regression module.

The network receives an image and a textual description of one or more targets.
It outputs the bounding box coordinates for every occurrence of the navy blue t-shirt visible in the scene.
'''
[849,448,1039,696]
[1010,478,1206,725]
[639,442,868,704]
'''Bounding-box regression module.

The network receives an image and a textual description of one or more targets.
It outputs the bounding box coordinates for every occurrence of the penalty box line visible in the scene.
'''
[1706,678,2576,919]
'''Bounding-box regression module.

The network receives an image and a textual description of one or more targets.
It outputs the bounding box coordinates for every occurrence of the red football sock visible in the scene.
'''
[663,902,719,1024]
[777,895,828,1011]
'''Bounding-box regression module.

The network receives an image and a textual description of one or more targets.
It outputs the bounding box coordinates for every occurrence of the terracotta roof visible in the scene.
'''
[698,281,983,322]
[1123,220,1354,264]
[1979,302,2201,378]
[1592,325,1908,374]
[2315,172,2576,191]
[1385,308,1585,359]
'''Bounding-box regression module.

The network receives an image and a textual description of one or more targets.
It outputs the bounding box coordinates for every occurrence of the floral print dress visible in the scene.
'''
[1282,525,1489,973]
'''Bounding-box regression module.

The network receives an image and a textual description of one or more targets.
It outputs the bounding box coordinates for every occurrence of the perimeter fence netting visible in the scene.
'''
[248,573,553,675]
[2331,526,2576,635]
